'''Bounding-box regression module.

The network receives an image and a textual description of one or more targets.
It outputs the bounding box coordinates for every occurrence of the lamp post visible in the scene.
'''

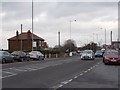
[69,19,76,56]
[32,0,34,51]
[100,28,107,46]
[58,31,60,48]
[105,28,106,45]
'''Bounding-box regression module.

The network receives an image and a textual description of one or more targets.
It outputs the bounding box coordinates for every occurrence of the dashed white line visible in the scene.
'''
[61,81,69,84]
[92,66,96,68]
[84,70,88,73]
[68,79,73,82]
[58,84,63,88]
[55,62,102,89]
[80,73,83,76]
[74,76,78,79]
[87,68,91,71]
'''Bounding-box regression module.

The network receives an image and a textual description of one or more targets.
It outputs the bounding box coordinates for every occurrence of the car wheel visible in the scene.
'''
[104,63,108,65]
[38,56,41,60]
[11,59,14,63]
[2,58,6,64]
[27,58,30,61]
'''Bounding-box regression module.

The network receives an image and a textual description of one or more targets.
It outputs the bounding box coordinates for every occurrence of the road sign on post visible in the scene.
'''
[33,41,36,47]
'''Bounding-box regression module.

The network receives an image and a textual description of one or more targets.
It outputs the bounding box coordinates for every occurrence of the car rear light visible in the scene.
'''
[16,54,19,56]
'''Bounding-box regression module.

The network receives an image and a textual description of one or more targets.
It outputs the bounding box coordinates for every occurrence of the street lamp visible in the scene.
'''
[100,28,107,46]
[69,20,77,40]
[69,19,77,56]
[32,0,34,51]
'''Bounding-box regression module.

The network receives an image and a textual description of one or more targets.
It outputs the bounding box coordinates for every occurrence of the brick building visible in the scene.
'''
[8,30,48,51]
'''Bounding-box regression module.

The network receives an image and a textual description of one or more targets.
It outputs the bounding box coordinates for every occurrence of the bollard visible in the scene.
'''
[45,54,47,59]
[56,54,58,58]
[49,53,51,58]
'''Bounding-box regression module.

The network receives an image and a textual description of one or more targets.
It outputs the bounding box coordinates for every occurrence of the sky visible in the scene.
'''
[0,0,119,49]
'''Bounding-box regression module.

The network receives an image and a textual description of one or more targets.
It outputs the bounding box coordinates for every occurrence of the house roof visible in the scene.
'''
[8,30,45,41]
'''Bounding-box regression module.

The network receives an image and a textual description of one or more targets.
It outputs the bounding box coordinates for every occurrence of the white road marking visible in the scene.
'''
[58,84,63,87]
[84,70,88,73]
[2,71,15,74]
[1,73,17,79]
[11,68,27,71]
[56,62,102,89]
[23,68,39,71]
[61,81,69,84]
[90,67,93,69]
[2,74,17,79]
[74,76,78,79]
[80,73,83,76]
[68,79,73,82]
[88,68,91,71]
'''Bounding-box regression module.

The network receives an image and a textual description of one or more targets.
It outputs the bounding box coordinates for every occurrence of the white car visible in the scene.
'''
[28,51,44,60]
[81,50,95,60]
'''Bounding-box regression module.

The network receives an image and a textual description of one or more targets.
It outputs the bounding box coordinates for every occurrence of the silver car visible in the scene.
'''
[28,51,44,60]
[0,51,14,63]
[81,50,95,60]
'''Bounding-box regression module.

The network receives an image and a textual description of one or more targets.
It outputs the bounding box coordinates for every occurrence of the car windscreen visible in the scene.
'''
[30,51,38,54]
[11,51,19,54]
[96,51,102,54]
[105,51,118,56]
[83,51,92,54]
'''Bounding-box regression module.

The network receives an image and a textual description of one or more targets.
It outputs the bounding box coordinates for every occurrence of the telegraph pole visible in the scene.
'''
[32,0,34,51]
[105,29,106,45]
[69,19,76,56]
[58,31,60,48]
[21,24,22,51]
[110,31,112,46]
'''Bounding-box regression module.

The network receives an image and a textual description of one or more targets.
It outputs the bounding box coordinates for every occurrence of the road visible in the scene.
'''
[1,56,120,90]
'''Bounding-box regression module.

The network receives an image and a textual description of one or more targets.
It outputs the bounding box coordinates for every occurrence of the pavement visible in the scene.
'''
[1,56,119,90]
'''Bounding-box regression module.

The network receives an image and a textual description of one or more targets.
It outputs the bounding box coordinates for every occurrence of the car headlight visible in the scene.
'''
[81,56,83,58]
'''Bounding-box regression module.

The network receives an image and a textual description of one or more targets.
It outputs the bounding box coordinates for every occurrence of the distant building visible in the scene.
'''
[8,30,48,51]
[112,41,120,49]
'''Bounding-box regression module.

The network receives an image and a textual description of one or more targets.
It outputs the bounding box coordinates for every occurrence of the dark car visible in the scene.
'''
[0,51,14,63]
[103,49,120,65]
[95,50,104,57]
[11,51,30,62]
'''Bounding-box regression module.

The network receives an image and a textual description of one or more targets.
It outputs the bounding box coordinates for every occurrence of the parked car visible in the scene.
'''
[103,49,120,65]
[11,51,30,62]
[0,51,14,63]
[79,51,83,56]
[95,50,104,57]
[80,50,95,60]
[28,51,44,60]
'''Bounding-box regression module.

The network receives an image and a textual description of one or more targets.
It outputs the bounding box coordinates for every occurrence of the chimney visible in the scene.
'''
[16,30,19,36]
[27,30,31,39]
[27,30,31,33]
[21,24,22,34]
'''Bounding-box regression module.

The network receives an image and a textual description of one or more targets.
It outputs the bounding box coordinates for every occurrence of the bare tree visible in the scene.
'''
[63,39,77,52]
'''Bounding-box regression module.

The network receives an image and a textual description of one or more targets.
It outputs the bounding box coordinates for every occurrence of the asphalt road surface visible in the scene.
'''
[1,56,120,90]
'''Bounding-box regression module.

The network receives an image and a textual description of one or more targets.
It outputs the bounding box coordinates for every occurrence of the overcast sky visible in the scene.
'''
[0,1,119,49]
